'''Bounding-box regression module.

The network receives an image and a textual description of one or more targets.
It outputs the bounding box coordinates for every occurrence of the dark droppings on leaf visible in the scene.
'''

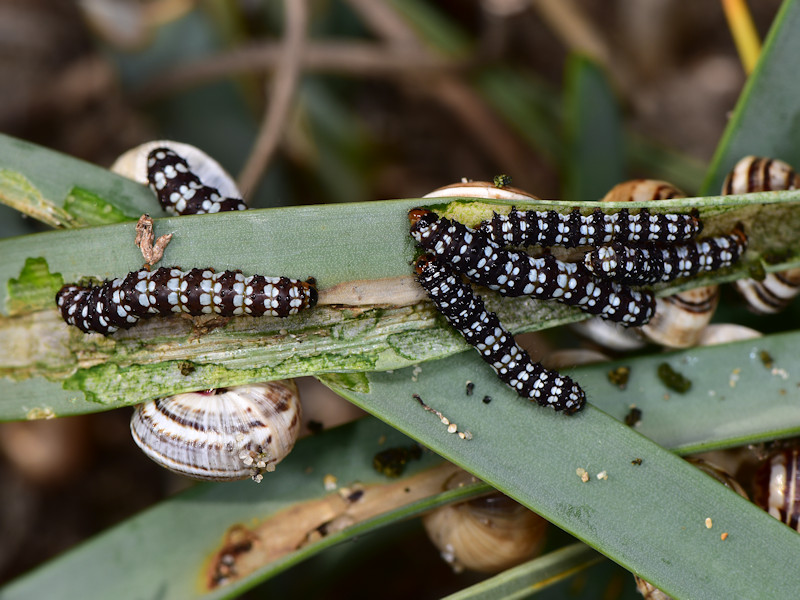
[760,350,774,370]
[657,362,692,394]
[346,489,365,503]
[482,395,492,404]
[631,458,643,466]
[465,381,475,396]
[372,445,422,478]
[608,366,631,390]
[625,407,643,427]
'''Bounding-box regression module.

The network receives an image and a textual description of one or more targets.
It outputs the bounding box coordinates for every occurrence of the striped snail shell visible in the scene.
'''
[422,470,547,573]
[130,381,302,482]
[604,180,718,349]
[638,285,720,349]
[721,155,800,196]
[422,180,539,202]
[753,447,800,532]
[723,156,800,313]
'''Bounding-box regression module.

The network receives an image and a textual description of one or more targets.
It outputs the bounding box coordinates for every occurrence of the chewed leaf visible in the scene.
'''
[0,169,84,228]
[6,257,64,316]
[63,187,131,226]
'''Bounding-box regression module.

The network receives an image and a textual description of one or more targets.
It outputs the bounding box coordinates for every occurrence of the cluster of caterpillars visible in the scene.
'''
[56,147,317,335]
[409,204,748,415]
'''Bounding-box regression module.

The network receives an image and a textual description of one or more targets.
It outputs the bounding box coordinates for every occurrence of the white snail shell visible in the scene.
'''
[754,447,800,532]
[422,471,547,573]
[110,140,242,201]
[422,180,539,202]
[723,156,800,314]
[696,323,762,346]
[570,318,648,351]
[130,381,302,482]
[601,180,717,350]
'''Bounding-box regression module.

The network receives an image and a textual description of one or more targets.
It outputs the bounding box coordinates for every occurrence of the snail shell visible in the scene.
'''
[130,381,302,482]
[734,269,800,314]
[638,286,720,349]
[111,140,242,201]
[422,470,547,573]
[569,318,647,351]
[753,447,800,531]
[723,156,800,313]
[604,180,717,349]
[696,323,762,346]
[600,179,686,203]
[721,156,800,195]
[422,180,539,202]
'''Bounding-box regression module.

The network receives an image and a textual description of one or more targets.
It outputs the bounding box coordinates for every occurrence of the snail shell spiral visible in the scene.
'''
[422,471,547,573]
[130,381,302,482]
[723,156,800,314]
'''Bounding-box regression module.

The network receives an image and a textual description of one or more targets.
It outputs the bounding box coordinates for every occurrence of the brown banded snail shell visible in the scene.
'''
[603,180,718,349]
[422,470,547,573]
[600,179,686,203]
[753,447,800,532]
[723,156,800,314]
[130,381,302,482]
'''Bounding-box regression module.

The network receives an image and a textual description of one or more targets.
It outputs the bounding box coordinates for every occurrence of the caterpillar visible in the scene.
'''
[56,267,318,335]
[476,206,702,249]
[415,255,585,414]
[583,227,748,286]
[409,209,655,326]
[147,147,248,216]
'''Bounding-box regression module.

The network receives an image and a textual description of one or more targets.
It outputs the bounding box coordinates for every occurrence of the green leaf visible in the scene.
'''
[2,189,800,419]
[702,0,800,194]
[0,417,487,600]
[322,349,800,599]
[442,543,603,600]
[563,55,625,202]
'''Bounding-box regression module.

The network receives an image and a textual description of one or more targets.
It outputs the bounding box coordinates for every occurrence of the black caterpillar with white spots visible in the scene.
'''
[584,226,748,286]
[415,254,585,414]
[477,206,702,249]
[56,267,318,335]
[147,147,248,216]
[409,209,655,326]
